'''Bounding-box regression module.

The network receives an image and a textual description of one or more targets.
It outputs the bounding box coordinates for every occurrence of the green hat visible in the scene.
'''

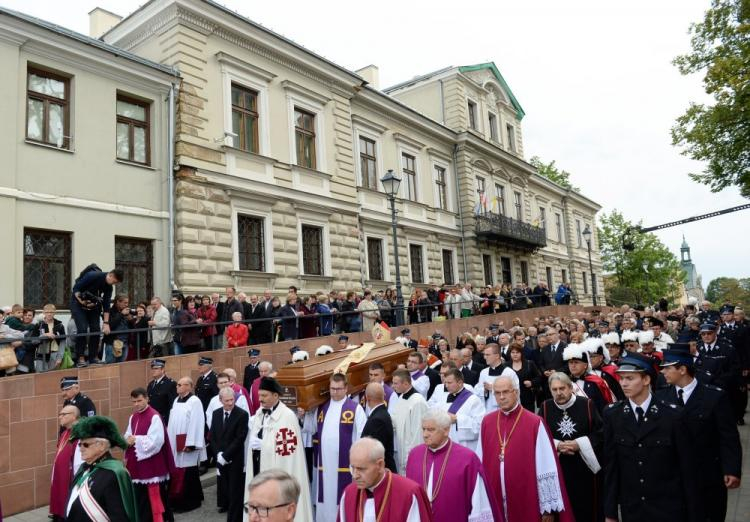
[70,415,128,450]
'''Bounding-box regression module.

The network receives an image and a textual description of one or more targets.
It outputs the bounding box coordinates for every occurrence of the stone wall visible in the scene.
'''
[0,304,602,516]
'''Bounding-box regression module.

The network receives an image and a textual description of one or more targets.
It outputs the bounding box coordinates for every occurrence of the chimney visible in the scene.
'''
[355,65,379,90]
[88,7,123,38]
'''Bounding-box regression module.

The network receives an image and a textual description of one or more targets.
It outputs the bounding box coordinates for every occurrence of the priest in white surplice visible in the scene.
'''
[167,377,206,512]
[301,373,366,522]
[390,369,429,474]
[406,352,431,398]
[477,376,574,522]
[473,343,516,412]
[430,368,485,453]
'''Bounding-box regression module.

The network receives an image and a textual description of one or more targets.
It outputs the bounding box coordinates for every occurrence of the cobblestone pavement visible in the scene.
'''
[7,423,750,521]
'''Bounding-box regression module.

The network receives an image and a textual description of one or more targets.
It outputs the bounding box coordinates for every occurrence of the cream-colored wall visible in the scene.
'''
[0,23,174,306]
[385,82,443,123]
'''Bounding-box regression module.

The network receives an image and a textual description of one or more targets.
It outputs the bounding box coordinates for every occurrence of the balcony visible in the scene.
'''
[475,212,547,250]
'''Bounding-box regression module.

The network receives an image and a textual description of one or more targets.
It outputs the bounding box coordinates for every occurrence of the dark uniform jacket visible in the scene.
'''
[656,382,742,522]
[64,393,96,418]
[243,363,260,392]
[147,376,177,423]
[195,370,218,411]
[66,457,131,522]
[603,397,702,522]
[361,404,397,473]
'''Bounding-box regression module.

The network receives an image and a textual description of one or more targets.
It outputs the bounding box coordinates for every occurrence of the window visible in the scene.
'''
[294,108,316,169]
[561,268,568,284]
[231,83,259,153]
[467,100,477,130]
[409,244,424,283]
[520,261,529,285]
[555,213,563,242]
[495,184,506,215]
[237,215,265,271]
[116,95,150,165]
[115,237,153,305]
[442,249,454,285]
[435,166,448,210]
[514,191,522,221]
[26,67,69,149]
[23,228,71,309]
[482,255,494,286]
[476,176,486,197]
[500,257,512,284]
[359,136,378,189]
[583,271,588,294]
[402,153,417,201]
[301,225,324,275]
[488,113,498,141]
[367,238,384,281]
[539,207,546,230]
[576,219,582,247]
[546,267,553,289]
[506,123,516,152]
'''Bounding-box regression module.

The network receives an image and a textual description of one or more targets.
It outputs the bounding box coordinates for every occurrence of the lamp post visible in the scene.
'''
[582,224,597,306]
[642,261,649,308]
[381,169,404,326]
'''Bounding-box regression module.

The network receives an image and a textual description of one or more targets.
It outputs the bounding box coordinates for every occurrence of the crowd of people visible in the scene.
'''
[43,298,747,522]
[0,265,573,376]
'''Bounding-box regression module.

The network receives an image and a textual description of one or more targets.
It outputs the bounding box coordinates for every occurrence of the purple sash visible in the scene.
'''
[313,398,357,503]
[447,388,472,414]
[383,383,394,405]
[355,383,394,408]
[411,370,425,380]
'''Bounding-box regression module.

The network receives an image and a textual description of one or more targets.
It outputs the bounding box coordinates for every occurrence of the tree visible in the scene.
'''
[529,156,580,192]
[598,210,686,307]
[705,277,750,308]
[671,0,750,197]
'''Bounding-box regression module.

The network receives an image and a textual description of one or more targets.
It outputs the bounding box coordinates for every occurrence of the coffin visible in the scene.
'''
[274,341,412,410]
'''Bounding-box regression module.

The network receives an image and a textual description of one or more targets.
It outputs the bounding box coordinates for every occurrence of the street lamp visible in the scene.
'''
[642,261,650,307]
[582,224,597,306]
[381,169,404,325]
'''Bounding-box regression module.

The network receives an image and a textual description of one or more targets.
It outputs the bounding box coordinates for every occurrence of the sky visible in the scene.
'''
[3,0,747,287]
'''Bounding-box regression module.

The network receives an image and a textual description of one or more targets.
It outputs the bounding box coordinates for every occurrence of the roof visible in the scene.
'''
[0,6,178,77]
[103,0,362,84]
[459,63,525,120]
[382,66,455,93]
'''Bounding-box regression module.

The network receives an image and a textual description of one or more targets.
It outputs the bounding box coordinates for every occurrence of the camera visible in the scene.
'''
[80,291,102,305]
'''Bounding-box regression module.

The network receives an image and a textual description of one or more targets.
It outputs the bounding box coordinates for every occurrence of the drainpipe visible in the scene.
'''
[452,143,468,282]
[167,81,177,291]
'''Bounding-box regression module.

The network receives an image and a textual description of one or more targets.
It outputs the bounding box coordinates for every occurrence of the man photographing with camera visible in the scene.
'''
[70,265,123,367]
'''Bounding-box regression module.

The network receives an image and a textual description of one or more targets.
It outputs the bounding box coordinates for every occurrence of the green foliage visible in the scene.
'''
[529,156,579,192]
[671,0,750,197]
[598,210,686,307]
[705,277,750,308]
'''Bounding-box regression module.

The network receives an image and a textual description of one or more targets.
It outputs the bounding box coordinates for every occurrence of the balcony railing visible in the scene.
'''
[475,212,547,249]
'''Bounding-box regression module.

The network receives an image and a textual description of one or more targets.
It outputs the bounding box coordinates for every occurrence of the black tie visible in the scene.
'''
[488,366,504,376]
[636,406,645,425]
[677,389,685,406]
[365,489,374,499]
[447,393,458,403]
[262,408,272,416]
[223,411,229,426]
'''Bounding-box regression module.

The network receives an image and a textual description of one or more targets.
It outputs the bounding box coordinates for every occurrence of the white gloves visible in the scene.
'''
[249,436,262,450]
[217,452,228,466]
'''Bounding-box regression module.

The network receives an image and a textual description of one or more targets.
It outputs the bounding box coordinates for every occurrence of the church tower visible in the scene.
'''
[679,235,704,303]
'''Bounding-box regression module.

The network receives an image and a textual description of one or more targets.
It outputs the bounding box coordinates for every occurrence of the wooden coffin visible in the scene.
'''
[274,341,412,410]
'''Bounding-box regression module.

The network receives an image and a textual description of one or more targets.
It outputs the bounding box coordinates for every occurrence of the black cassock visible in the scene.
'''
[542,396,604,522]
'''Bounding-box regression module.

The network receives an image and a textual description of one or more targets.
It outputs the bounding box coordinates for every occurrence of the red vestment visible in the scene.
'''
[49,429,78,518]
[338,470,432,522]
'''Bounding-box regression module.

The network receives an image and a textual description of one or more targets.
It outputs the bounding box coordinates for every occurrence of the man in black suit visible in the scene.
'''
[657,343,742,522]
[461,347,485,375]
[538,329,567,399]
[210,387,249,522]
[248,295,268,344]
[416,354,442,400]
[450,348,478,386]
[243,348,261,392]
[361,382,397,472]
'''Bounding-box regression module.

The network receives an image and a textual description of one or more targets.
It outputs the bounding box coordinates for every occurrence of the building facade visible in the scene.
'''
[103,0,604,304]
[0,7,178,310]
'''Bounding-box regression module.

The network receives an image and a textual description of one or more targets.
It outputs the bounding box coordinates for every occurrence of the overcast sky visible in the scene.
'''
[4,0,747,288]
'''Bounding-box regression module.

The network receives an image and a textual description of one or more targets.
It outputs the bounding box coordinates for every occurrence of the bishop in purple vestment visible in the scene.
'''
[406,409,500,522]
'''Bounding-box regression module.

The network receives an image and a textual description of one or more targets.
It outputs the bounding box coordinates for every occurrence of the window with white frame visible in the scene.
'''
[237,214,265,271]
[546,267,553,289]
[367,237,384,281]
[301,225,324,275]
[359,136,378,190]
[294,108,316,169]
[495,184,506,215]
[402,153,417,201]
[520,261,529,285]
[488,112,498,141]
[513,191,522,221]
[539,207,546,231]
[231,84,259,153]
[506,123,516,152]
[555,213,563,242]
[435,166,448,210]
[482,255,494,286]
[576,219,582,247]
[500,257,512,284]
[409,244,424,283]
[468,100,478,130]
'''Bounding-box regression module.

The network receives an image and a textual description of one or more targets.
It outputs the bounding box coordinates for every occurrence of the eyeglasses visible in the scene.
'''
[243,502,291,517]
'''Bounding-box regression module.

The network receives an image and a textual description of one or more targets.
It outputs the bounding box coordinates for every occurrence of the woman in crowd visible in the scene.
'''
[407,290,420,325]
[172,294,201,354]
[507,343,541,412]
[32,304,66,372]
[130,302,150,360]
[225,311,249,348]
[103,295,131,364]
[379,288,394,326]
[357,290,380,332]
[196,295,217,350]
[279,293,300,341]
[298,296,318,339]
[479,285,496,315]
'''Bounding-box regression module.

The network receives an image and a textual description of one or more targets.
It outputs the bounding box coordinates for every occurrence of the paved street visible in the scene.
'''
[7,424,750,521]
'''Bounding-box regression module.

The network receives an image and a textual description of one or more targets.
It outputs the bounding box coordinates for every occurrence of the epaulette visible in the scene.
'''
[705,384,724,392]
[606,400,623,410]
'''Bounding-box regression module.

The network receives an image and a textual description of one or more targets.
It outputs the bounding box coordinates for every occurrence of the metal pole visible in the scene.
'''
[390,195,404,326]
[586,239,597,306]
